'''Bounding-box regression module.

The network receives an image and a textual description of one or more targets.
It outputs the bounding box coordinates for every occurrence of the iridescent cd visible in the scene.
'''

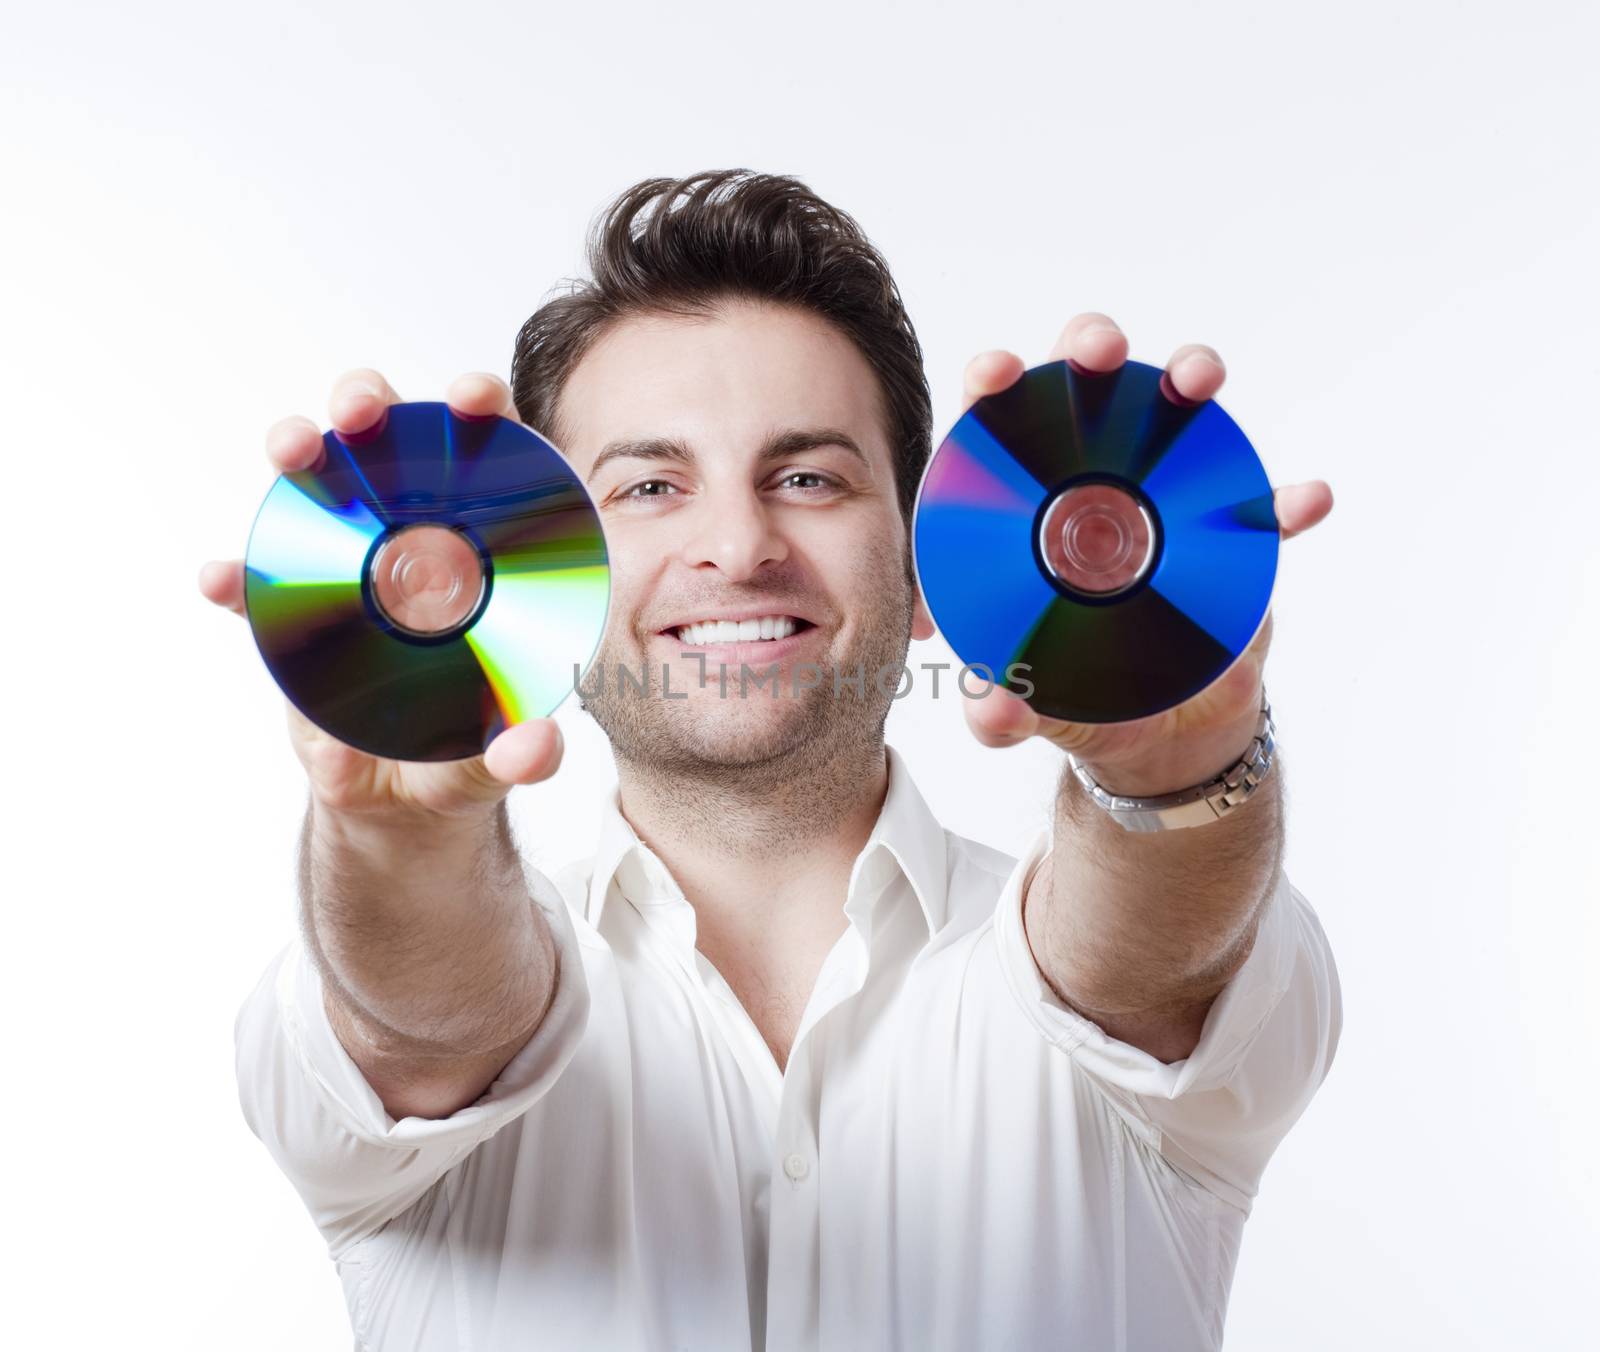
[245,402,609,761]
[914,359,1277,723]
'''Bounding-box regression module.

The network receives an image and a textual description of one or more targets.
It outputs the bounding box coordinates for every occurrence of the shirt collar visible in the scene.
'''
[583,744,949,940]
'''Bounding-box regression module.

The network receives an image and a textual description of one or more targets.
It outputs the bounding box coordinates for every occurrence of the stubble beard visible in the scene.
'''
[579,551,917,837]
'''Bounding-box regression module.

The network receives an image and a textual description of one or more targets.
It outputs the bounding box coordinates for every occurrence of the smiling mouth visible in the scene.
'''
[664,615,815,646]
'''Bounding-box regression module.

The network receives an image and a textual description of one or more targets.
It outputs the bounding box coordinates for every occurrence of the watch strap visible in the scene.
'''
[1068,695,1277,833]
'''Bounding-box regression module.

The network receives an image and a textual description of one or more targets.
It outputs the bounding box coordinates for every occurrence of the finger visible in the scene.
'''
[285,703,380,808]
[1161,343,1226,406]
[1242,608,1275,670]
[1177,609,1273,728]
[198,559,246,617]
[1046,312,1129,375]
[265,414,326,474]
[1274,479,1334,540]
[962,682,1041,748]
[329,368,403,438]
[959,350,1026,415]
[1215,624,1270,719]
[482,718,565,786]
[446,372,519,422]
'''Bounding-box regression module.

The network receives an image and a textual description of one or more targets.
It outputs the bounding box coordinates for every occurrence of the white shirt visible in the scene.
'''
[235,745,1341,1352]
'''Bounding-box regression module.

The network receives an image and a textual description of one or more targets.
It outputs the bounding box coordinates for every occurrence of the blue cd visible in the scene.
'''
[245,402,610,762]
[913,359,1277,723]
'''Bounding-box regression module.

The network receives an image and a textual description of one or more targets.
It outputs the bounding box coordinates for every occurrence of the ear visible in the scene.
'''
[911,585,937,642]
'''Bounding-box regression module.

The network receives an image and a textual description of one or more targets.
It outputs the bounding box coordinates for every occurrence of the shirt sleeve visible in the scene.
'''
[233,866,591,1258]
[994,823,1342,1214]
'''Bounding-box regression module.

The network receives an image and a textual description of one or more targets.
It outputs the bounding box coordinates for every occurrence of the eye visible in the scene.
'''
[617,479,681,502]
[776,471,835,493]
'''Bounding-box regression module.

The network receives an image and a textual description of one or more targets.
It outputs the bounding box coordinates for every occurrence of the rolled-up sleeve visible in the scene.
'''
[233,868,591,1257]
[995,826,1342,1214]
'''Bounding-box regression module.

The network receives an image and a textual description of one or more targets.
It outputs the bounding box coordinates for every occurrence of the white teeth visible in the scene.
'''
[673,615,799,645]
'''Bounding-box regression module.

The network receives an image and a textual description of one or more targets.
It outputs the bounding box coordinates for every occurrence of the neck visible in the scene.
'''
[613,737,890,946]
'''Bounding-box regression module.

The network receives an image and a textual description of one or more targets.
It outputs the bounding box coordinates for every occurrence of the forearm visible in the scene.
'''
[1025,753,1284,1059]
[299,799,557,1060]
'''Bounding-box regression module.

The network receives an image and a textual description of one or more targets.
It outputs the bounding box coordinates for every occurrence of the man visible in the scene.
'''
[201,169,1340,1350]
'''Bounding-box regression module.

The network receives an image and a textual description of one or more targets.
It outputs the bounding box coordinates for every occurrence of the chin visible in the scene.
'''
[658,691,828,766]
[586,675,837,774]
[583,623,902,774]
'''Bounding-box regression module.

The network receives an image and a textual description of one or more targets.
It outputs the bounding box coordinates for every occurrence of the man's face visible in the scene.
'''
[554,299,934,774]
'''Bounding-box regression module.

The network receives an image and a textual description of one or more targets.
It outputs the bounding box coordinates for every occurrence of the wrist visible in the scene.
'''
[1066,692,1277,833]
[1075,723,1260,796]
[1074,700,1265,798]
[309,796,501,863]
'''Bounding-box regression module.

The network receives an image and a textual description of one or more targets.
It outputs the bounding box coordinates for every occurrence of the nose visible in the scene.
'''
[679,485,789,580]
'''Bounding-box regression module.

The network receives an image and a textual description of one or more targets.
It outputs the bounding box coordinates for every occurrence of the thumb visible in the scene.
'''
[962,682,1041,747]
[480,718,565,788]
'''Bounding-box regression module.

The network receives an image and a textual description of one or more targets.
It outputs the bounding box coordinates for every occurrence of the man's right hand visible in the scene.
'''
[202,368,566,1121]
[198,368,566,819]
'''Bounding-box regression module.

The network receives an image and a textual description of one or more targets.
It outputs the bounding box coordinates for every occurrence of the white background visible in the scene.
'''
[4,0,1596,1346]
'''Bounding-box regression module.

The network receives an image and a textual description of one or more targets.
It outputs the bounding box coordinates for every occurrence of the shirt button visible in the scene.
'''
[782,1152,811,1182]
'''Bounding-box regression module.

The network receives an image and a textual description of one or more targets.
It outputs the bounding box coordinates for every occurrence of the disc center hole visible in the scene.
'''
[1039,483,1155,595]
[369,525,484,636]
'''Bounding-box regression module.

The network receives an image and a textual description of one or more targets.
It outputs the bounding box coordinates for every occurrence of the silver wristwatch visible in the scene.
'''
[1068,694,1277,833]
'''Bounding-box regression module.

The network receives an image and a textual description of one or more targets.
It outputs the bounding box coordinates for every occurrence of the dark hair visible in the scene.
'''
[510,169,932,524]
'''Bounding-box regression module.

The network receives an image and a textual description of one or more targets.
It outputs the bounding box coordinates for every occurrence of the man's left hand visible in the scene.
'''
[957,312,1334,797]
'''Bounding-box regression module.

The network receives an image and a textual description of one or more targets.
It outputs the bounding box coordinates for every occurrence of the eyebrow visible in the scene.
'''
[586,427,870,482]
